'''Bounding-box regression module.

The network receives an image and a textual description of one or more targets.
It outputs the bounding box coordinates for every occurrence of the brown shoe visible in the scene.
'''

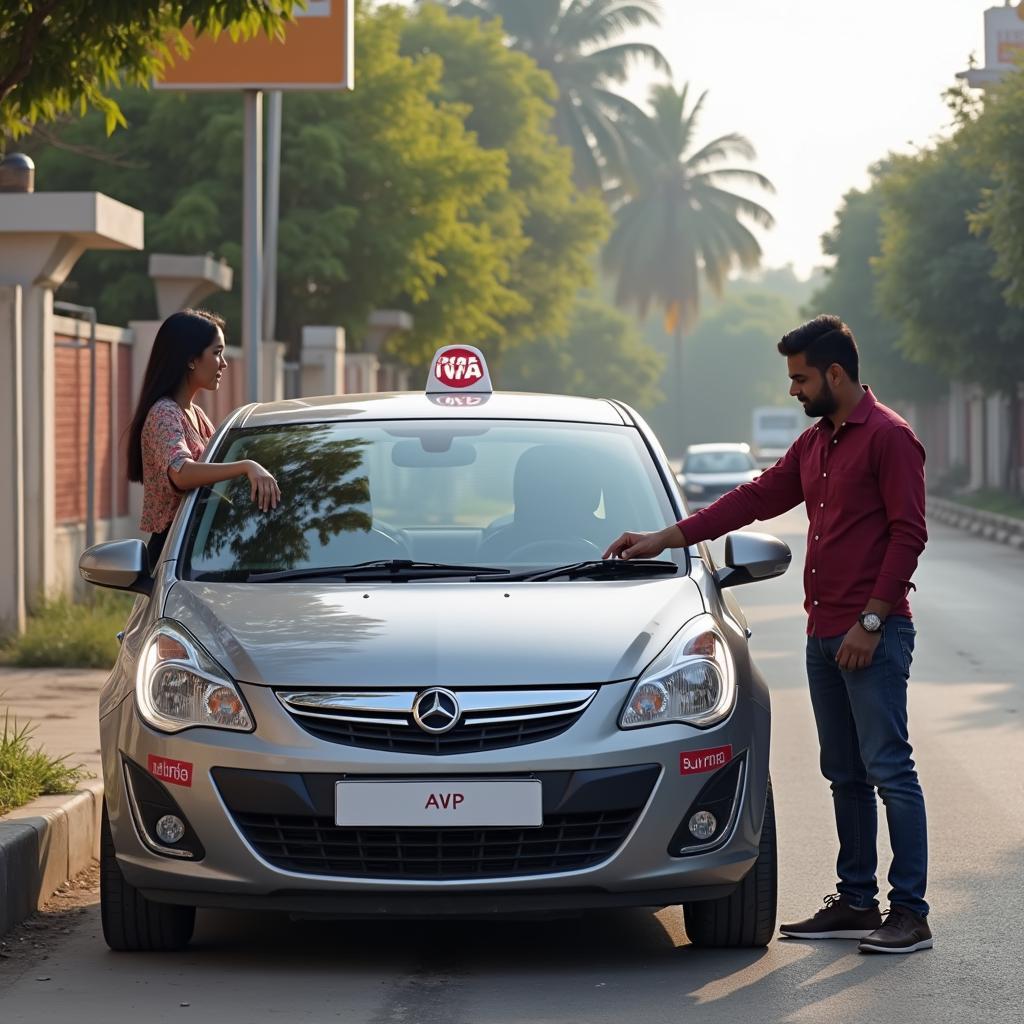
[780,893,882,939]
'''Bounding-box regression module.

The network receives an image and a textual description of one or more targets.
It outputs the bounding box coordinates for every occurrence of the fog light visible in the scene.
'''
[155,814,185,844]
[688,810,717,841]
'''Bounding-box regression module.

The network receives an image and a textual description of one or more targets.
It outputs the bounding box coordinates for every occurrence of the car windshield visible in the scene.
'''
[683,451,755,474]
[181,420,683,581]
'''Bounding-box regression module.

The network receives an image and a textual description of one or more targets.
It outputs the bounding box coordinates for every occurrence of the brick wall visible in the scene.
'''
[54,328,133,525]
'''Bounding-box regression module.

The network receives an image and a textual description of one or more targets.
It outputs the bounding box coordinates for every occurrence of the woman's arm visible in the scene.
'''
[169,459,281,511]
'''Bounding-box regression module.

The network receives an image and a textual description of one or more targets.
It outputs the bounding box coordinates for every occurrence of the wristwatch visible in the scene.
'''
[858,612,884,633]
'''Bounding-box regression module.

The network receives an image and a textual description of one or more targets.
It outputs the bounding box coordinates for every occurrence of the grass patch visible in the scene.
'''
[950,489,1024,521]
[0,590,136,669]
[0,709,91,815]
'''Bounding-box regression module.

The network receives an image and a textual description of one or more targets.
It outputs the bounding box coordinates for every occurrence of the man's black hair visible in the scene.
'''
[777,314,860,382]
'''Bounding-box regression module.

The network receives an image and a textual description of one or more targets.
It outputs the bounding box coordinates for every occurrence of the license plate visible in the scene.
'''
[335,780,543,827]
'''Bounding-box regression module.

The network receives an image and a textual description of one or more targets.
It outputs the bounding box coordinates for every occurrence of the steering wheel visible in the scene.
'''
[505,538,603,563]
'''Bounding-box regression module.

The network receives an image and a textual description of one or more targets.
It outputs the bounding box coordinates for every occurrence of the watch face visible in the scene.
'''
[862,613,882,632]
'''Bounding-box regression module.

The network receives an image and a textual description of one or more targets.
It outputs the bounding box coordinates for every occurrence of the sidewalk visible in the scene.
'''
[0,667,107,935]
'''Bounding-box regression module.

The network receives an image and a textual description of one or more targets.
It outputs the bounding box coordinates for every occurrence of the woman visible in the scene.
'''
[126,308,280,568]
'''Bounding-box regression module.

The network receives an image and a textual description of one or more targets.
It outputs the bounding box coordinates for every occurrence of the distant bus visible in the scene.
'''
[751,406,805,464]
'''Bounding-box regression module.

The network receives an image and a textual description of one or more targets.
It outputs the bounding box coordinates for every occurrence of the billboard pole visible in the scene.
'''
[263,90,282,344]
[243,88,263,404]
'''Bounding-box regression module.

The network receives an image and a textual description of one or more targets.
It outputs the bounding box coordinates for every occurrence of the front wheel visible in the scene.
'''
[683,776,777,948]
[100,802,195,951]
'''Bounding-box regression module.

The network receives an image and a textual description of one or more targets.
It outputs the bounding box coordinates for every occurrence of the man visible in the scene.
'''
[604,315,932,954]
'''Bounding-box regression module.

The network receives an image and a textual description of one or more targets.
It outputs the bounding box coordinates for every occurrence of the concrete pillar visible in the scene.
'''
[262,340,285,403]
[300,326,346,397]
[0,285,26,633]
[948,380,967,468]
[0,192,143,610]
[345,353,380,395]
[149,254,233,321]
[986,392,1008,489]
[968,386,985,491]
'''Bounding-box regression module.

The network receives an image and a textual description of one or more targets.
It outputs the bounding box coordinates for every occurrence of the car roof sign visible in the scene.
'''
[426,344,493,395]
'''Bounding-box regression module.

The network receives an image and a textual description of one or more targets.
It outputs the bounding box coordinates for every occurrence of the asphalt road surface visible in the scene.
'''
[2,508,1021,1024]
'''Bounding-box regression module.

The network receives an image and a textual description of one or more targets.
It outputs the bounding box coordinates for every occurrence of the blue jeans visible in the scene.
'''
[805,616,928,917]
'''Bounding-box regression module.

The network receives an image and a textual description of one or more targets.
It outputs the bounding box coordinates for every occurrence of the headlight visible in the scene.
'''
[136,620,254,733]
[620,615,736,729]
[684,482,705,495]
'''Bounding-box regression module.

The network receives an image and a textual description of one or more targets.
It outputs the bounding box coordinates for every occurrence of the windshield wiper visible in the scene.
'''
[247,559,512,583]
[476,559,680,583]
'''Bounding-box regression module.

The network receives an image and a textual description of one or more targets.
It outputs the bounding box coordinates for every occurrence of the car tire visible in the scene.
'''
[682,775,777,948]
[100,802,195,952]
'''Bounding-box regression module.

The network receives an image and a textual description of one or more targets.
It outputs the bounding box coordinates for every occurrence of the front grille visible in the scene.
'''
[233,809,641,879]
[276,688,596,754]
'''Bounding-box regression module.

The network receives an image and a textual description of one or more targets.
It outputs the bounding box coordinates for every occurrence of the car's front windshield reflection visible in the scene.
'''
[182,420,682,581]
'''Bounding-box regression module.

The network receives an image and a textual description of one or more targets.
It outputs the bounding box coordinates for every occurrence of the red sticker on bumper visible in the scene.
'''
[148,754,193,788]
[680,745,733,775]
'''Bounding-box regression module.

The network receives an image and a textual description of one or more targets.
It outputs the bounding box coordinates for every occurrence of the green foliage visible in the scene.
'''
[967,65,1024,311]
[439,0,671,190]
[501,295,663,409]
[25,4,605,366]
[0,1,299,140]
[401,5,609,350]
[875,140,1024,394]
[0,709,91,814]
[806,164,947,404]
[1,590,134,669]
[948,488,1024,520]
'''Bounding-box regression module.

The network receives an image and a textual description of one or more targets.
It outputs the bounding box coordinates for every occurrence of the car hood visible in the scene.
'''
[163,577,706,687]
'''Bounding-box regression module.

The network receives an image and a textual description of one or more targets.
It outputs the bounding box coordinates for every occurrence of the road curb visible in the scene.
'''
[929,495,1024,550]
[0,778,103,936]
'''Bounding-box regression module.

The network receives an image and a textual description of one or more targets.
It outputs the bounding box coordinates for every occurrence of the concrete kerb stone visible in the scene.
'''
[0,778,103,936]
[929,495,1024,550]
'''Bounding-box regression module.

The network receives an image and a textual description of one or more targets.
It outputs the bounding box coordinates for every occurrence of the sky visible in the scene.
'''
[626,0,989,277]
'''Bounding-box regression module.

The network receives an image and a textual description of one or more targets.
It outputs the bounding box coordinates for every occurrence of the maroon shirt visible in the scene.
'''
[677,388,927,636]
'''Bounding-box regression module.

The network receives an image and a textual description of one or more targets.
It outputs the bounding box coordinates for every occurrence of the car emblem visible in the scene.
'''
[412,688,461,734]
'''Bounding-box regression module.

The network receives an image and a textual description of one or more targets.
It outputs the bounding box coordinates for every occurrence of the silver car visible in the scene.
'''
[676,443,761,511]
[81,346,790,952]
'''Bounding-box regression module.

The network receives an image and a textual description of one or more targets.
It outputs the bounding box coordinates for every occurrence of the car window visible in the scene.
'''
[683,452,756,474]
[181,420,681,578]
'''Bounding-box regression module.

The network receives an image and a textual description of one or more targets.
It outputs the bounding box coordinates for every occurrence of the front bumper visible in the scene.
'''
[102,679,770,912]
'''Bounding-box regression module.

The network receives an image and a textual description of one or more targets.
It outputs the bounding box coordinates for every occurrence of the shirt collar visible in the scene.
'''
[817,385,875,431]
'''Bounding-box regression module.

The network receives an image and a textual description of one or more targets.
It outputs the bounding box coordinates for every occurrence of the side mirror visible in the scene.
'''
[79,539,153,596]
[715,532,791,589]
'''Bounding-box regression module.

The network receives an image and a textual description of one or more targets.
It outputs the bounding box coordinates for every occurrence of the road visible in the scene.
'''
[1,509,1022,1023]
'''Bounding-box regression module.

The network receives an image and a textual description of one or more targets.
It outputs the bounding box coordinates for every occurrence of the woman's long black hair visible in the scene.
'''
[126,308,225,483]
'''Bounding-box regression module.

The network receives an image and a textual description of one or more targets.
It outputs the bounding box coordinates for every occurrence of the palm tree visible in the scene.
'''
[441,0,671,190]
[602,83,775,436]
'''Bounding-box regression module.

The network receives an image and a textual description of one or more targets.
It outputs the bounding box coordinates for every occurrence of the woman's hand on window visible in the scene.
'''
[244,460,281,512]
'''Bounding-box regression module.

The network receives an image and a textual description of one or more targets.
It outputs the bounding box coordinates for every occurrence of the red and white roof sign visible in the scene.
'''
[426,345,493,394]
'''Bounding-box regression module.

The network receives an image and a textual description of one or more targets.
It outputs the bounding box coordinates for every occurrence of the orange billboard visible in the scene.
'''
[155,0,353,91]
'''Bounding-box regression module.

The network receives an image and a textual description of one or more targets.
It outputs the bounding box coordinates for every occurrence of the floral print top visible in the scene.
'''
[139,397,215,533]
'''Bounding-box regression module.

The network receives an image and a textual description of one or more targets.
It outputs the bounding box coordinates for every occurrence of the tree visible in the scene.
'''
[0,1,299,140]
[875,139,1024,489]
[806,163,947,405]
[601,83,774,437]
[438,0,670,190]
[501,294,663,409]
[27,6,527,361]
[967,65,1024,310]
[399,3,607,350]
[27,5,608,365]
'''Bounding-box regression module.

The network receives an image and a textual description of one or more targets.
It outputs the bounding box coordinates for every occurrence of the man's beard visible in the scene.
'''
[801,378,839,418]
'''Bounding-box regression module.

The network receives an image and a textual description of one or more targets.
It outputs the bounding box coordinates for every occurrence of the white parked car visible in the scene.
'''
[676,443,761,511]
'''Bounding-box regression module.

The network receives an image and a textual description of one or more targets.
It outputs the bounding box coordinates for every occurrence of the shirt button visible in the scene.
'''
[822,472,827,478]
[814,535,819,540]
[832,439,837,445]
[819,502,824,508]
[813,600,819,606]
[811,569,816,574]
